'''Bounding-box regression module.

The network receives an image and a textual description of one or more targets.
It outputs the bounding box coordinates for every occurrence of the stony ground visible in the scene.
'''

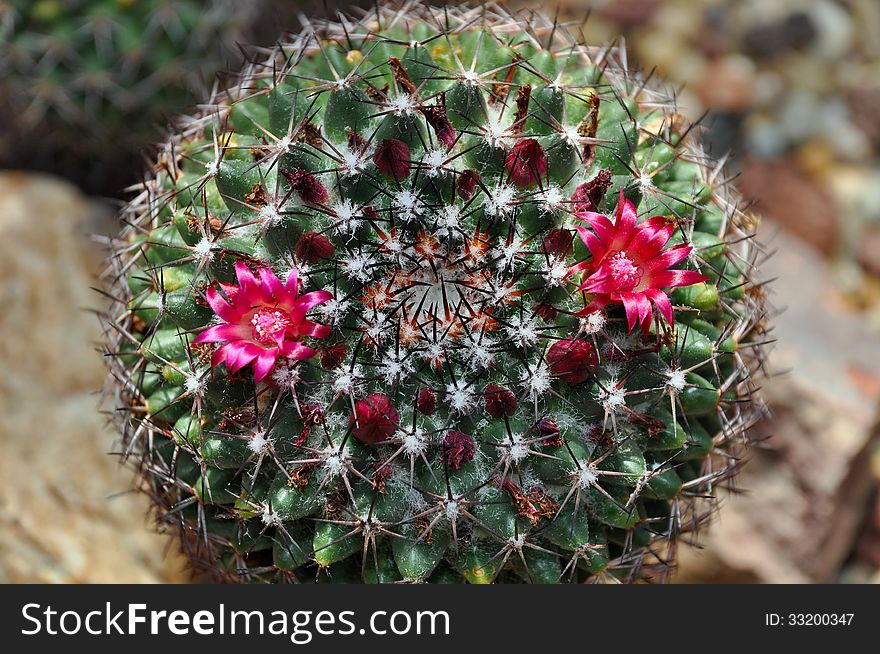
[0,174,189,583]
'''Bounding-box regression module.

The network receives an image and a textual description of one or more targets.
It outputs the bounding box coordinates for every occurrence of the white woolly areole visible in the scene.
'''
[323,445,349,478]
[509,433,529,462]
[578,467,598,489]
[319,297,351,321]
[541,186,564,210]
[332,364,363,395]
[401,429,428,457]
[484,185,516,216]
[184,373,206,396]
[393,189,422,223]
[422,150,446,176]
[597,383,627,414]
[524,363,551,399]
[258,204,283,227]
[388,93,416,116]
[506,314,540,348]
[342,252,375,282]
[582,311,606,334]
[544,256,569,287]
[445,383,475,414]
[333,199,361,233]
[247,430,270,454]
[193,237,214,261]
[380,349,412,383]
[444,500,460,520]
[261,505,282,527]
[666,368,687,392]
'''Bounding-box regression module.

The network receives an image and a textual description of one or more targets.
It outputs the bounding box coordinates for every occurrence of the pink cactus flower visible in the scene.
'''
[194,261,332,382]
[570,191,708,335]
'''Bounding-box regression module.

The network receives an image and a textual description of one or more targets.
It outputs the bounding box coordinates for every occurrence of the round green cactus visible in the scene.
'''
[102,1,769,583]
[0,0,262,193]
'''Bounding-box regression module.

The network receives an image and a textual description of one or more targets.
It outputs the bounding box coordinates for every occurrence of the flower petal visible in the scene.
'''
[645,288,674,326]
[651,269,709,289]
[284,266,300,296]
[194,322,249,344]
[204,287,239,323]
[258,266,285,301]
[253,349,279,383]
[641,243,693,275]
[291,290,333,322]
[628,217,675,262]
[300,319,332,339]
[574,225,602,259]
[226,341,261,373]
[282,341,318,360]
[234,260,260,300]
[619,292,653,334]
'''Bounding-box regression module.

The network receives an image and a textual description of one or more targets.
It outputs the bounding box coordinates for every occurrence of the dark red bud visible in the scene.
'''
[537,417,565,447]
[571,169,612,214]
[533,303,558,323]
[542,228,574,258]
[442,431,476,470]
[547,338,599,385]
[416,387,437,415]
[505,139,548,188]
[421,105,457,150]
[373,138,411,179]
[281,167,329,205]
[457,169,481,201]
[350,393,399,444]
[320,343,347,370]
[484,384,517,418]
[295,231,335,263]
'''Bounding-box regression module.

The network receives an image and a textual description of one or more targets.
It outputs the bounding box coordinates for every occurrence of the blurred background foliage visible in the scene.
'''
[0,0,878,583]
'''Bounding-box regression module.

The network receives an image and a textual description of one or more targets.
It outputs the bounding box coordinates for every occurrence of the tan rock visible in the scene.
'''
[676,225,880,583]
[0,172,190,583]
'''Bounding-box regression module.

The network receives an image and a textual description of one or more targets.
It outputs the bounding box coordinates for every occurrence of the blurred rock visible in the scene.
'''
[676,225,880,583]
[696,55,755,112]
[0,172,189,583]
[739,158,838,255]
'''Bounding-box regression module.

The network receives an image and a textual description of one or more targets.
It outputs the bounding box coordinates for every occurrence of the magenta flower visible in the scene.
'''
[570,191,708,335]
[194,261,333,382]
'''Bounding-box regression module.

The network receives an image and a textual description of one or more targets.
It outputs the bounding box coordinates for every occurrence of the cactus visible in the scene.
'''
[101,1,770,583]
[0,0,262,194]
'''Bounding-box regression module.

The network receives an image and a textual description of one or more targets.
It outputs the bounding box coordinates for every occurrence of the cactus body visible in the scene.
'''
[102,2,769,583]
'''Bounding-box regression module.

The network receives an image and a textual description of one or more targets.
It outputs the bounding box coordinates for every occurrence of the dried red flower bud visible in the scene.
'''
[484,384,517,418]
[421,102,457,150]
[442,430,475,470]
[571,169,612,213]
[295,402,324,445]
[547,338,598,385]
[586,424,608,445]
[350,393,399,444]
[533,303,558,323]
[457,169,481,201]
[505,139,548,188]
[347,129,369,154]
[537,417,564,447]
[373,138,411,179]
[542,228,574,258]
[370,461,394,493]
[281,167,329,205]
[416,387,437,415]
[320,343,347,370]
[295,231,335,263]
